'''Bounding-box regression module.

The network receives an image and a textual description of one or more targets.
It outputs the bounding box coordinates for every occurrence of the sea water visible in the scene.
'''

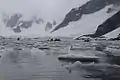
[0,38,120,80]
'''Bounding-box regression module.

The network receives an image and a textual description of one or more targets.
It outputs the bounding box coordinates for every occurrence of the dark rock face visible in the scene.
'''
[35,18,44,24]
[13,26,21,33]
[94,10,120,37]
[51,0,120,33]
[53,20,57,25]
[45,20,57,31]
[45,22,53,31]
[32,16,44,24]
[19,20,33,29]
[4,14,22,28]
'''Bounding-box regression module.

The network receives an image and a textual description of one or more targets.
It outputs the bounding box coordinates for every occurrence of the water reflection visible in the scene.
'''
[107,56,120,65]
[1,48,32,65]
[41,41,120,80]
[0,47,82,80]
[63,55,120,80]
[0,39,120,80]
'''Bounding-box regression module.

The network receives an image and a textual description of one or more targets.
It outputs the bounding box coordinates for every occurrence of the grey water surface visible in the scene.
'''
[0,38,120,80]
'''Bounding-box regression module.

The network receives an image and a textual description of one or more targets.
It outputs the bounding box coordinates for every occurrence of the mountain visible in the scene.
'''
[93,10,120,37]
[1,0,120,37]
[75,10,120,38]
[45,21,57,31]
[51,0,120,34]
[45,22,53,31]
[13,26,21,33]
[53,20,57,25]
[3,14,22,28]
[2,13,44,33]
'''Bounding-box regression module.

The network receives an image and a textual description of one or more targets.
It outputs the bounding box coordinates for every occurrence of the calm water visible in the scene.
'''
[0,39,120,80]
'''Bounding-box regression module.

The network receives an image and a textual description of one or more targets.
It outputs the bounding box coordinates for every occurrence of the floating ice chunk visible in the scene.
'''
[58,53,99,62]
[63,61,82,73]
[64,61,120,74]
[69,45,92,51]
[104,47,120,56]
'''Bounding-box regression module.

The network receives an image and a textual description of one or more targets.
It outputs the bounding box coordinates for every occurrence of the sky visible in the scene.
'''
[0,0,88,21]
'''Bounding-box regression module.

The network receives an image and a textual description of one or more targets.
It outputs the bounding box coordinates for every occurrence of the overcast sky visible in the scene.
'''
[0,0,87,21]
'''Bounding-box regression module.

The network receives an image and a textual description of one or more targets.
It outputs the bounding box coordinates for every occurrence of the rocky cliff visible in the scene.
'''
[51,0,120,37]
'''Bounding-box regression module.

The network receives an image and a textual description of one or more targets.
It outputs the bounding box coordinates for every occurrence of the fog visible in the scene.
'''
[0,0,87,21]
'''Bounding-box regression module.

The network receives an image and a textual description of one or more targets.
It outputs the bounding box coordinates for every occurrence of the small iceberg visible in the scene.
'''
[69,45,92,51]
[103,47,120,56]
[38,47,50,50]
[64,61,120,74]
[58,53,99,62]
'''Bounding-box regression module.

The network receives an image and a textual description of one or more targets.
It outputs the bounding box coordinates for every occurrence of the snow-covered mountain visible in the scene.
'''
[2,13,44,33]
[0,0,120,38]
[50,6,120,38]
[1,13,57,37]
[51,0,120,38]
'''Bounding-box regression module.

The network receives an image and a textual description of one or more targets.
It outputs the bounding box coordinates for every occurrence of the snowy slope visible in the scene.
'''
[50,5,119,37]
